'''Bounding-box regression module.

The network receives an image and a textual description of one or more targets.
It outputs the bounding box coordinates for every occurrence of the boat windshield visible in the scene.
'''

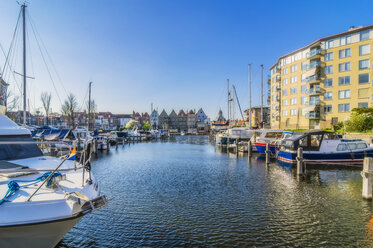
[265,132,283,138]
[0,135,43,161]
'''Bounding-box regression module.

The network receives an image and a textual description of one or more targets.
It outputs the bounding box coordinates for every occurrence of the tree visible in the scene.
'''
[41,92,52,125]
[125,119,138,129]
[61,93,79,128]
[143,121,151,130]
[345,107,373,132]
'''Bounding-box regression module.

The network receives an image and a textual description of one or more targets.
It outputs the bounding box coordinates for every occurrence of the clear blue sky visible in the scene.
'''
[0,0,372,118]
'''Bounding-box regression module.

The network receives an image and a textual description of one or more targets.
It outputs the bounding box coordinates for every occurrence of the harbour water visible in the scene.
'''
[58,135,373,247]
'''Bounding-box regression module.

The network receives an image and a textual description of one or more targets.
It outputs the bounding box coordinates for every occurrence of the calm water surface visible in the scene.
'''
[58,136,373,247]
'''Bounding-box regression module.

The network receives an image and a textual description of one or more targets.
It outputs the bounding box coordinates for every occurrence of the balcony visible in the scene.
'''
[305,75,321,84]
[306,48,323,60]
[275,84,281,90]
[306,61,322,71]
[275,95,280,101]
[306,87,322,95]
[275,75,281,82]
[275,65,281,72]
[305,99,321,106]
[305,112,320,119]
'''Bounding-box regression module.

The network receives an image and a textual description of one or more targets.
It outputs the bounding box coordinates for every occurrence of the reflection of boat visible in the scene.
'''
[215,131,227,146]
[277,130,373,165]
[253,129,284,154]
[0,115,106,248]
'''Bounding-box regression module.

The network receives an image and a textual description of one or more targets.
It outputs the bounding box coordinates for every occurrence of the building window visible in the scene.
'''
[301,84,307,93]
[290,109,297,116]
[301,73,307,82]
[338,103,350,112]
[282,78,288,86]
[326,40,334,49]
[282,89,288,96]
[360,30,370,41]
[301,62,307,70]
[290,87,297,94]
[290,76,297,83]
[339,48,351,58]
[338,76,350,85]
[324,65,333,74]
[338,89,351,99]
[291,64,297,73]
[324,105,333,113]
[358,102,369,108]
[339,62,351,72]
[290,97,297,105]
[359,73,369,84]
[301,96,307,105]
[359,59,370,69]
[282,99,288,106]
[340,35,351,46]
[283,68,289,75]
[360,44,370,56]
[283,110,288,116]
[324,92,333,100]
[324,52,333,61]
[324,78,333,87]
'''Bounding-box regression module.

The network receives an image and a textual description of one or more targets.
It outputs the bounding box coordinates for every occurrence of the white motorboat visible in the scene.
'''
[0,116,107,248]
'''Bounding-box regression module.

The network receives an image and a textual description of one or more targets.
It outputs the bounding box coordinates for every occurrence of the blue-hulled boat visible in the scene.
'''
[277,130,373,166]
[253,129,285,155]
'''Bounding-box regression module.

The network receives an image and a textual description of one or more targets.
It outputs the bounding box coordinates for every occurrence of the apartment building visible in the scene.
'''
[269,25,373,129]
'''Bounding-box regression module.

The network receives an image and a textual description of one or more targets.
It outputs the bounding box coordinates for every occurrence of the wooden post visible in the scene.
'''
[265,143,270,165]
[235,138,239,155]
[297,147,303,175]
[248,140,252,158]
[362,157,373,199]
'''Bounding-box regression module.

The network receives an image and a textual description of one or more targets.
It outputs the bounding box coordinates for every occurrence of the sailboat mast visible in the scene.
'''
[88,82,92,131]
[248,64,251,128]
[261,64,263,123]
[22,3,27,126]
[227,79,229,123]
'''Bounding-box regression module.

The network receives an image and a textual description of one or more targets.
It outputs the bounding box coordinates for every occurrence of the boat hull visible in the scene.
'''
[278,149,373,166]
[0,215,83,248]
[254,142,278,155]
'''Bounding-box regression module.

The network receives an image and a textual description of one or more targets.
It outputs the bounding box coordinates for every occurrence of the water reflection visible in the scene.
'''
[58,135,373,247]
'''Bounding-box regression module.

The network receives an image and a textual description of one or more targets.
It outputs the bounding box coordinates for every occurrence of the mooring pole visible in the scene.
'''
[248,140,252,158]
[297,147,304,175]
[235,138,239,156]
[362,157,373,199]
[265,143,270,165]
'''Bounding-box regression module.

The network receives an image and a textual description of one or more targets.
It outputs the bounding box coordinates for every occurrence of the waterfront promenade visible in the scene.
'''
[58,135,373,247]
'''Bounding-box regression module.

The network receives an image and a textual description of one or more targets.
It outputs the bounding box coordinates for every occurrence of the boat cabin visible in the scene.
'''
[281,130,341,151]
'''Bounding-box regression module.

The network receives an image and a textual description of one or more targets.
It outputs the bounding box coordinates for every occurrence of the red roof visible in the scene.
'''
[188,110,194,114]
[178,109,186,116]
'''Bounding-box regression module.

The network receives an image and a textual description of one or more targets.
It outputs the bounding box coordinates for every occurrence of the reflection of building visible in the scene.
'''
[244,106,270,128]
[270,25,373,129]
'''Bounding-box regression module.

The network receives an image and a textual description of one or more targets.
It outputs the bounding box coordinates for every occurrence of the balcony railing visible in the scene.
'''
[275,95,280,101]
[275,84,281,90]
[306,48,322,59]
[305,75,321,83]
[306,87,321,95]
[275,75,281,81]
[305,99,321,106]
[305,112,320,119]
[275,65,281,72]
[306,61,321,70]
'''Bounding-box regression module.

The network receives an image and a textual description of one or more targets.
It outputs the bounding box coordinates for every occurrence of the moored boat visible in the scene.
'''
[277,130,373,166]
[253,129,284,154]
[0,115,107,248]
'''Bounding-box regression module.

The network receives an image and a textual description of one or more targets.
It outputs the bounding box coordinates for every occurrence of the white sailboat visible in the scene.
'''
[0,115,107,247]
